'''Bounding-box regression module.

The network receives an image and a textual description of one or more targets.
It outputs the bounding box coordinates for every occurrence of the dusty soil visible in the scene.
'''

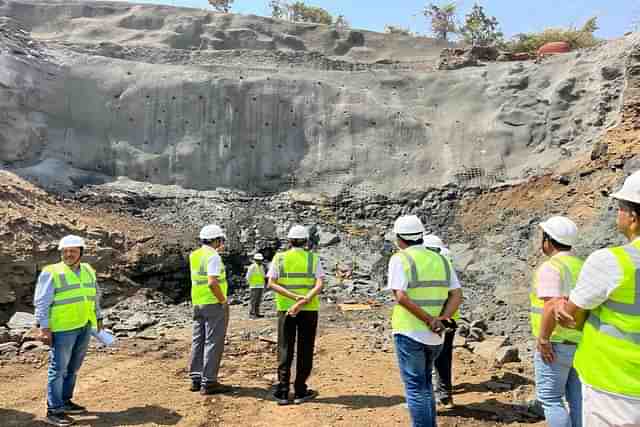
[0,307,543,427]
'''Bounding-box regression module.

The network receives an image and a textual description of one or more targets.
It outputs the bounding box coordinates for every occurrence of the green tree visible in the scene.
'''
[269,0,287,19]
[290,1,333,24]
[423,2,457,41]
[460,3,503,46]
[208,0,234,13]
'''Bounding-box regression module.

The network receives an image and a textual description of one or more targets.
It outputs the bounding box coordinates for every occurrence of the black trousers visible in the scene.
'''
[434,326,456,399]
[276,310,318,395]
[249,288,263,316]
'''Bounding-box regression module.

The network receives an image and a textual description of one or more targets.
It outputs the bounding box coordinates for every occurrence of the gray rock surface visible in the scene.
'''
[7,312,35,330]
[0,2,634,195]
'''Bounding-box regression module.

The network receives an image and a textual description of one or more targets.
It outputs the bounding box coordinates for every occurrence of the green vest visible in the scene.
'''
[574,240,640,397]
[391,246,451,333]
[530,254,584,343]
[190,246,228,305]
[274,249,320,312]
[247,263,265,288]
[43,262,97,333]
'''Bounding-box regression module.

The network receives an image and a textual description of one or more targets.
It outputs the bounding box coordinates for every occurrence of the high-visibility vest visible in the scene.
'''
[190,246,228,305]
[574,240,640,397]
[530,254,584,343]
[391,246,451,333]
[432,249,461,321]
[247,263,265,288]
[43,262,97,333]
[274,249,320,312]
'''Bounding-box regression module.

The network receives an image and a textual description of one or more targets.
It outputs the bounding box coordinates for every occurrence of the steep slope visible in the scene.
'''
[0,1,634,194]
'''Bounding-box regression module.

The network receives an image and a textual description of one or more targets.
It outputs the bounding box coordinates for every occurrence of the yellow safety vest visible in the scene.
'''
[247,263,266,288]
[43,262,97,333]
[574,240,640,397]
[530,254,584,343]
[392,246,451,333]
[274,249,320,312]
[190,246,228,305]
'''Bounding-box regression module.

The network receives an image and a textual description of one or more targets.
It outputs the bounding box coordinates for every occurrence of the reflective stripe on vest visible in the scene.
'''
[391,246,450,333]
[44,262,97,333]
[248,263,265,288]
[274,249,319,312]
[190,246,228,305]
[574,241,640,397]
[530,255,584,343]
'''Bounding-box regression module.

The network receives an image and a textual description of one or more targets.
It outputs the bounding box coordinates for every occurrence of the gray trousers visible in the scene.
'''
[189,304,227,385]
[249,287,264,316]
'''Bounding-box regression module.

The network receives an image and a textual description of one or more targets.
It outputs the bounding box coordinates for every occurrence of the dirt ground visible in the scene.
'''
[0,307,544,427]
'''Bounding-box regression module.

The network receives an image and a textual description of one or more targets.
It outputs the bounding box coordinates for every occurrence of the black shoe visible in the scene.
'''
[273,391,290,405]
[62,401,87,415]
[439,397,455,409]
[190,379,201,392]
[200,383,232,395]
[255,314,264,318]
[293,389,318,404]
[45,412,75,426]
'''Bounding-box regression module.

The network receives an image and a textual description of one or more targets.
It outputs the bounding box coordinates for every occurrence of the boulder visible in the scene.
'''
[470,336,509,362]
[0,342,19,354]
[7,312,35,330]
[495,346,520,364]
[318,230,340,247]
[601,66,623,81]
[20,341,49,353]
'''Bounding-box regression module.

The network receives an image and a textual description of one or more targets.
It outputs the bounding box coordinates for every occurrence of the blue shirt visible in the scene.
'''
[33,267,103,329]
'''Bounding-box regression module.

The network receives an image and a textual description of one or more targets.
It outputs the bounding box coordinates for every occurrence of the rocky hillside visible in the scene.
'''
[0,0,639,360]
[0,0,635,194]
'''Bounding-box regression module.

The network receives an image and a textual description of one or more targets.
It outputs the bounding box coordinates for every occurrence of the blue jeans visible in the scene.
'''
[394,334,442,427]
[534,343,582,427]
[47,324,92,413]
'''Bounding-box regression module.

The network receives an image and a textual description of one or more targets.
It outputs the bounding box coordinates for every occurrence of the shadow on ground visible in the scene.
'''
[440,399,543,424]
[81,405,182,426]
[314,394,405,409]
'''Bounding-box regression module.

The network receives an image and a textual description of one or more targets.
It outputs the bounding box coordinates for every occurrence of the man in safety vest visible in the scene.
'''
[530,216,584,427]
[267,225,324,405]
[556,170,640,425]
[423,234,461,410]
[188,224,231,395]
[34,235,102,427]
[247,253,266,318]
[388,216,462,427]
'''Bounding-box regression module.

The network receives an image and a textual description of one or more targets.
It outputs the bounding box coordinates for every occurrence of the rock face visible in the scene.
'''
[0,1,634,195]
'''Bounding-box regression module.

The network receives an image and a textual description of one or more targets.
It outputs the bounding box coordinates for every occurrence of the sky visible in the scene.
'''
[111,0,638,39]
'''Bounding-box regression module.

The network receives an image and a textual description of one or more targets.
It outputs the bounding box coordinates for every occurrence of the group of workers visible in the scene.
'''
[31,170,640,427]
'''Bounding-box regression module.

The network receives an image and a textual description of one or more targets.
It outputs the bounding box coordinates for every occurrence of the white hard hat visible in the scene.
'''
[58,235,86,250]
[423,234,446,249]
[253,253,264,261]
[199,224,225,240]
[393,215,425,241]
[287,225,309,239]
[540,216,578,247]
[612,170,640,205]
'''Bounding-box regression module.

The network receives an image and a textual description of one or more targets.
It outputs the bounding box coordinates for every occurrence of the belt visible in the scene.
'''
[554,340,577,346]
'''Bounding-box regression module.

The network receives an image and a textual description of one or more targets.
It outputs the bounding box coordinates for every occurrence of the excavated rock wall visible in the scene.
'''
[0,1,634,195]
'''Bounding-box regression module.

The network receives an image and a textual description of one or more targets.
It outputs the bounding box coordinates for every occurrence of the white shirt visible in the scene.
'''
[203,245,222,276]
[266,248,325,279]
[569,239,640,309]
[387,245,462,346]
[570,237,640,401]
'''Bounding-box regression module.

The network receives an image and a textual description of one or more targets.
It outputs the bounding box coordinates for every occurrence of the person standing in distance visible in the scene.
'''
[188,224,232,395]
[389,216,462,427]
[247,253,266,318]
[268,225,324,405]
[423,234,462,410]
[34,235,103,427]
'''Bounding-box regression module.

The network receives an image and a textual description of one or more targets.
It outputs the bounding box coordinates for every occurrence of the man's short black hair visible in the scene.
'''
[619,199,640,218]
[396,235,424,246]
[290,238,307,248]
[542,232,572,252]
